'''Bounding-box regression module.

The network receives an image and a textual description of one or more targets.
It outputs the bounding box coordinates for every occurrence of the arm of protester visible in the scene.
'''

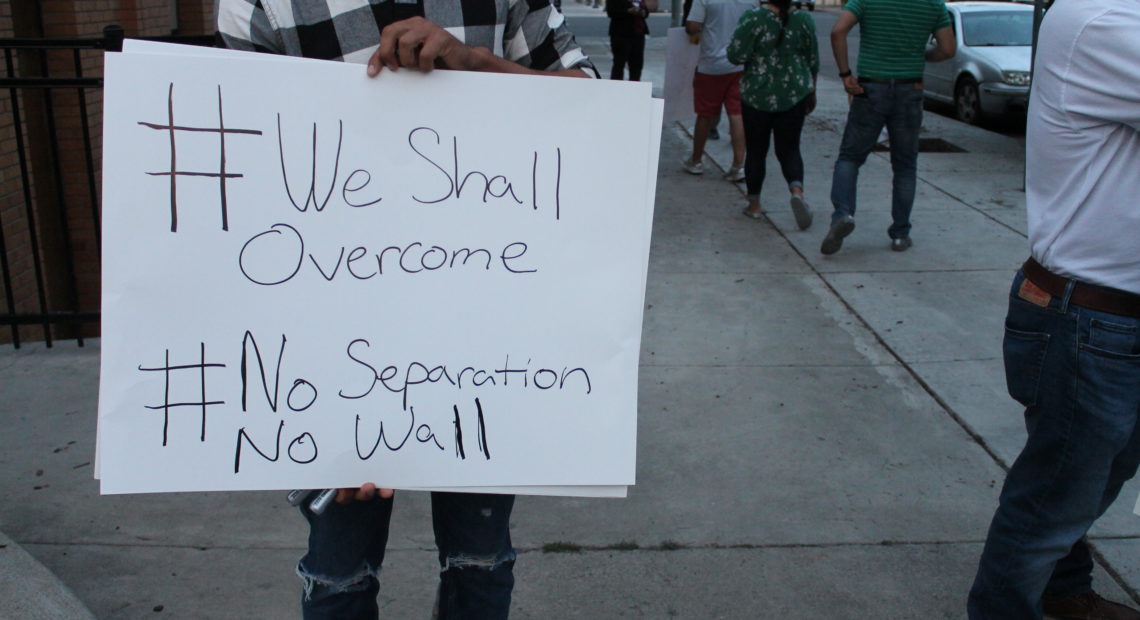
[925,26,956,62]
[367,14,594,78]
[1065,7,1140,130]
[336,482,394,505]
[831,10,862,96]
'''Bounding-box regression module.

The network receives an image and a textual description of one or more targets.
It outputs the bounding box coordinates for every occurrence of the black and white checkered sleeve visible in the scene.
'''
[504,0,598,77]
[215,0,286,53]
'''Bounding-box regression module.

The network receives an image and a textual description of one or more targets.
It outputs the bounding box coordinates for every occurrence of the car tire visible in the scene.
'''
[955,76,983,125]
[808,4,814,10]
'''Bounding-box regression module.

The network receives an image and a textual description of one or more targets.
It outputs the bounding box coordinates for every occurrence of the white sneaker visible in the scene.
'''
[723,167,745,182]
[790,194,813,230]
[682,159,704,175]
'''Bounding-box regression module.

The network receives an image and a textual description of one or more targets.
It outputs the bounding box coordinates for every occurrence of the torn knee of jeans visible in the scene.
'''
[441,549,517,572]
[296,564,380,600]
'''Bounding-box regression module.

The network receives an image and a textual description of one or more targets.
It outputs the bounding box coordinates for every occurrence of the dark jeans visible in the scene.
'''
[610,36,645,81]
[829,81,924,239]
[967,269,1140,618]
[298,492,516,620]
[741,98,807,199]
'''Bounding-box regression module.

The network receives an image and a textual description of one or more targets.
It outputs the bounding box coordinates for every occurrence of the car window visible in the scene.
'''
[961,11,1033,46]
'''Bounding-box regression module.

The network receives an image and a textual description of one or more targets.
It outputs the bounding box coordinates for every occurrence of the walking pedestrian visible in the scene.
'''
[821,0,955,254]
[680,0,754,182]
[967,0,1140,617]
[607,0,658,81]
[728,0,818,228]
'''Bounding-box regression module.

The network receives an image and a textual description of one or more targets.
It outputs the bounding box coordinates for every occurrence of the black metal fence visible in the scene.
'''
[0,27,213,348]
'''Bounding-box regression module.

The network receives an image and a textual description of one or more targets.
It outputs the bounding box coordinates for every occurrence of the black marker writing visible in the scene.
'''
[138,343,226,446]
[240,330,318,414]
[138,83,262,232]
[408,127,563,219]
[238,224,535,286]
[354,407,444,458]
[453,398,491,460]
[233,420,318,473]
[277,115,343,213]
[340,341,592,410]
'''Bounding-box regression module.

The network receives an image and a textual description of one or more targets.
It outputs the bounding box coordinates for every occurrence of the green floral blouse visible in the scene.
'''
[727,8,819,112]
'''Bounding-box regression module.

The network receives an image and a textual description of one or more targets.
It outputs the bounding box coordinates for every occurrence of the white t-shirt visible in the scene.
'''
[1026,0,1140,294]
[687,0,754,75]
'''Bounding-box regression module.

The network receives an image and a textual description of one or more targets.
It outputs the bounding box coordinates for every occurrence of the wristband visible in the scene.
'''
[838,70,852,78]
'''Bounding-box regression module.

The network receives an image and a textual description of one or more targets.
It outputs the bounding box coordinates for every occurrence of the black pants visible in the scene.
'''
[742,97,808,198]
[610,36,645,81]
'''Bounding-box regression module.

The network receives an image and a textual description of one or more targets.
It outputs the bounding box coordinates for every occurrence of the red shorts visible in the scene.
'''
[693,71,743,116]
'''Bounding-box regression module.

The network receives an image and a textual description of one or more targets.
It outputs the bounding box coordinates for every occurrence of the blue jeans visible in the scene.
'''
[829,81,924,239]
[298,492,516,619]
[968,270,1140,618]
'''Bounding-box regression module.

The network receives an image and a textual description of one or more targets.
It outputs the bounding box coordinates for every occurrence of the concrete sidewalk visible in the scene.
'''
[3,7,1140,618]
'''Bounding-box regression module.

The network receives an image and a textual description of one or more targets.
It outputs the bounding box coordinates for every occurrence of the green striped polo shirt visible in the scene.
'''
[845,0,951,79]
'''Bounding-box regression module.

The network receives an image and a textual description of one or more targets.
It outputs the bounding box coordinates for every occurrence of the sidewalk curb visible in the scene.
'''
[0,530,95,619]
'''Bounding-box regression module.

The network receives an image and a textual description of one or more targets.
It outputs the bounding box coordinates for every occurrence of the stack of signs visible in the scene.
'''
[95,41,660,498]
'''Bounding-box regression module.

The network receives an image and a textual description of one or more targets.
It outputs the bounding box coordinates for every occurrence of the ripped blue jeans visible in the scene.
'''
[298,492,516,619]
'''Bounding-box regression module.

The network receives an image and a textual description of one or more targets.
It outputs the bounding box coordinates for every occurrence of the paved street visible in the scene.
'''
[1,4,1137,618]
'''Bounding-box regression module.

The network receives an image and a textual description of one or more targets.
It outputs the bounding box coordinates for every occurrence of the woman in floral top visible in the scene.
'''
[727,0,819,228]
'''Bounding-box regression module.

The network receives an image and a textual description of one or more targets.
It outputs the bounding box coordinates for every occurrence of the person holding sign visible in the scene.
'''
[215,2,597,618]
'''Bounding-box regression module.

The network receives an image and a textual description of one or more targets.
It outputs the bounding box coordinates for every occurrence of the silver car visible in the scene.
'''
[923,2,1033,124]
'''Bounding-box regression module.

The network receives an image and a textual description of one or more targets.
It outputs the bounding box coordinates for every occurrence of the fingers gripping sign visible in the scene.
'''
[335,482,395,504]
[367,17,483,76]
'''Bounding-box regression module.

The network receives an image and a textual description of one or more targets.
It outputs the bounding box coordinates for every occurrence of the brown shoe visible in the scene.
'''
[1042,591,1140,620]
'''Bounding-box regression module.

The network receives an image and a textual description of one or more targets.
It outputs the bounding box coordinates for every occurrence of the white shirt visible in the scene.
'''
[1026,0,1140,295]
[687,0,754,75]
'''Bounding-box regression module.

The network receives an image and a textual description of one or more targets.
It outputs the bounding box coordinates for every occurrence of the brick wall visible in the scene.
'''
[0,0,215,346]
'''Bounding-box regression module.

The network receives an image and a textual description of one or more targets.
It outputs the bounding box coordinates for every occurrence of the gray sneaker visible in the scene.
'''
[820,215,855,255]
[790,194,813,230]
[890,236,912,252]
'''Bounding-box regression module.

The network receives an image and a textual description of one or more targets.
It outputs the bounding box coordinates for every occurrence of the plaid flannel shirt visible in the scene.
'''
[216,0,596,76]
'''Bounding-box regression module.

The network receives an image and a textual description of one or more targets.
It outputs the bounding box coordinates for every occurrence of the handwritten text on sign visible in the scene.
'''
[97,49,653,494]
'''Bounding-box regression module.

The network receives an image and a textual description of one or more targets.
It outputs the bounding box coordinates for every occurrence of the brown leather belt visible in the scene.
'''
[1022,257,1140,318]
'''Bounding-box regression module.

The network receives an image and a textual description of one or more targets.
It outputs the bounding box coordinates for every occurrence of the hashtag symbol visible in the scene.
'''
[138,83,263,232]
[138,343,227,446]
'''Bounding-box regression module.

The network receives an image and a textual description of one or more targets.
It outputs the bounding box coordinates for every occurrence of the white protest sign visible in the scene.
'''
[664,27,700,123]
[97,46,655,495]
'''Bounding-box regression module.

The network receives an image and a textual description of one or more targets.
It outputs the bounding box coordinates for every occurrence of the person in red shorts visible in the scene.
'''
[681,0,754,182]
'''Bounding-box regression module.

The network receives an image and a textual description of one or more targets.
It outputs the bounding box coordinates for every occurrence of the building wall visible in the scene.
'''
[0,1,215,345]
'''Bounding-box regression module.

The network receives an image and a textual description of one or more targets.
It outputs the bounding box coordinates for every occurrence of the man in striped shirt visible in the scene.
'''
[820,0,954,255]
[215,2,594,618]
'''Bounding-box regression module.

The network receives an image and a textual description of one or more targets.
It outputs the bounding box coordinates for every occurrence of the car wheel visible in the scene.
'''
[955,76,983,125]
[808,4,814,10]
